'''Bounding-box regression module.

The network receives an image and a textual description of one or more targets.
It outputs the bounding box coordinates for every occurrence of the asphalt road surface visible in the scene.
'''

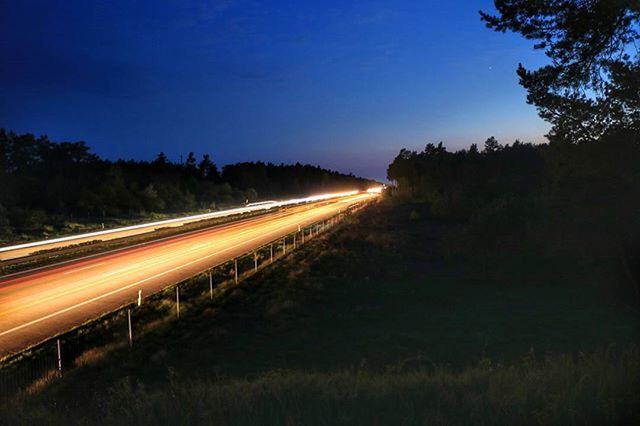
[0,192,375,358]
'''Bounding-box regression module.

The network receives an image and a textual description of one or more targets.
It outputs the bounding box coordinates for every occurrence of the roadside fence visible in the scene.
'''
[0,200,370,402]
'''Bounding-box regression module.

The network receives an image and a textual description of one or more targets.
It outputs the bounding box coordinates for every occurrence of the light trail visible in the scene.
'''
[0,192,376,358]
[0,189,360,261]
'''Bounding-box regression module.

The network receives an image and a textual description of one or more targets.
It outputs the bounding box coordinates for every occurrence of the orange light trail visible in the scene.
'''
[0,192,376,358]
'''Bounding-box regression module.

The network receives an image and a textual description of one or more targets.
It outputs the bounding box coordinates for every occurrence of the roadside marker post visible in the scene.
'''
[176,286,180,318]
[127,309,133,347]
[293,233,296,249]
[234,259,238,284]
[209,272,213,300]
[56,339,62,373]
[270,244,273,263]
[137,289,142,307]
[254,252,258,272]
[283,238,286,255]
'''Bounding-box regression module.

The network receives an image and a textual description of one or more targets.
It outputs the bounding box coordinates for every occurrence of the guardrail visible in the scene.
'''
[0,199,371,402]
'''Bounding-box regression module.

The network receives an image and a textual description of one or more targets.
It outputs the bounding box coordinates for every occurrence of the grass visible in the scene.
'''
[1,200,638,424]
[3,349,639,426]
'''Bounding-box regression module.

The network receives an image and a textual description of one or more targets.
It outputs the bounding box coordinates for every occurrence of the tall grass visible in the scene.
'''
[3,347,638,425]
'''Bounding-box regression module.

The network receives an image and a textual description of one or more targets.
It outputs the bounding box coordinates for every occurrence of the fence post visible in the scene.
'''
[127,308,133,347]
[56,339,62,374]
[234,259,238,284]
[254,252,258,272]
[209,272,213,300]
[176,286,180,318]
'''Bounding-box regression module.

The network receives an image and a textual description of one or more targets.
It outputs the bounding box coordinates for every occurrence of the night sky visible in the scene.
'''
[1,1,550,181]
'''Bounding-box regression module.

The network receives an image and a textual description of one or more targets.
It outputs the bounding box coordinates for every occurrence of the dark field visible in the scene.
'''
[1,201,638,425]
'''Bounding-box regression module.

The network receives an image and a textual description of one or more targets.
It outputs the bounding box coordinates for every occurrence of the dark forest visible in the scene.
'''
[0,129,374,239]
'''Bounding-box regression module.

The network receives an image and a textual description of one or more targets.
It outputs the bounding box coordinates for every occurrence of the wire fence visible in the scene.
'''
[0,201,370,402]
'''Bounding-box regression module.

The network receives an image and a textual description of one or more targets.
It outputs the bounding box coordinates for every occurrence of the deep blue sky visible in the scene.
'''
[1,0,549,181]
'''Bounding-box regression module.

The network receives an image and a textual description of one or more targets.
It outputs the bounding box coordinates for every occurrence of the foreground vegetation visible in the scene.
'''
[1,201,637,424]
[4,349,639,426]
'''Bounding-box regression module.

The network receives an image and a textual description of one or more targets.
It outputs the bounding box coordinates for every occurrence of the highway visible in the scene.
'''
[0,192,375,358]
[0,190,360,261]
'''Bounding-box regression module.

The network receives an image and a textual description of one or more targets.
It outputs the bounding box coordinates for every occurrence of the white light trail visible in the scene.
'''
[0,190,360,255]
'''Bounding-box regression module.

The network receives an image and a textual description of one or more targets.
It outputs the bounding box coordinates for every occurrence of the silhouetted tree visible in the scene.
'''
[481,1,640,141]
[483,136,501,153]
[198,154,219,181]
[185,152,197,172]
[153,152,169,166]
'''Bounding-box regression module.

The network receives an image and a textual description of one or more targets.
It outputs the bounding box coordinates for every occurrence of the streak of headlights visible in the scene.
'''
[0,190,360,255]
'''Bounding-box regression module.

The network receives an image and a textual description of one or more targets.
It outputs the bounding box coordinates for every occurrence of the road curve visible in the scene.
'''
[0,193,374,358]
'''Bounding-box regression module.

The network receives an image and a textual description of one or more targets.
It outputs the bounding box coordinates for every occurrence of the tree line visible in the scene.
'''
[387,129,640,297]
[386,0,640,296]
[0,130,374,238]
